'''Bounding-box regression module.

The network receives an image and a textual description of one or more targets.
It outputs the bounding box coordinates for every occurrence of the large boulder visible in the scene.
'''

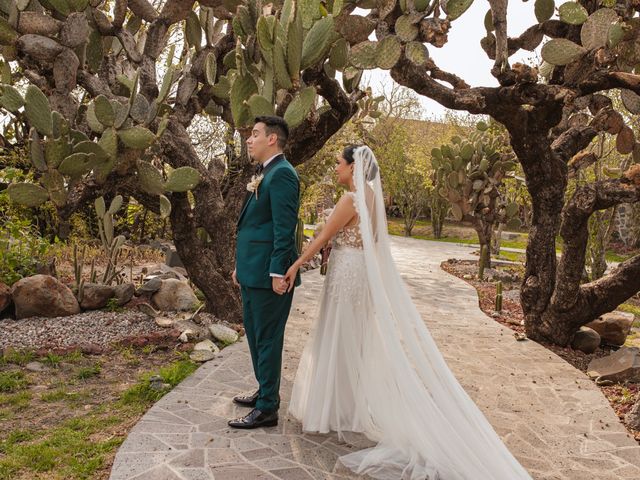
[80,283,115,310]
[571,326,601,354]
[587,347,640,383]
[152,279,198,311]
[586,311,635,346]
[113,283,135,306]
[0,282,11,314]
[11,275,80,319]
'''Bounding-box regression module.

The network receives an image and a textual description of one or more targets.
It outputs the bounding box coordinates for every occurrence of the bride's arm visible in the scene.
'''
[284,194,356,290]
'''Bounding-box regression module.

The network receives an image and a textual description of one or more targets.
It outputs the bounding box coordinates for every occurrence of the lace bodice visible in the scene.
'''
[332,192,363,250]
[333,224,363,249]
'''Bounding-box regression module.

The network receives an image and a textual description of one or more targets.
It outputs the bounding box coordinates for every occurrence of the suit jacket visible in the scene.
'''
[236,154,302,289]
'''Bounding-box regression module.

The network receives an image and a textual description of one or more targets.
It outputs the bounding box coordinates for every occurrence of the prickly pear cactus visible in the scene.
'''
[432,121,520,230]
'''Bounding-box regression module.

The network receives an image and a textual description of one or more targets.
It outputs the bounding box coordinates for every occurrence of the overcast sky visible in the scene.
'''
[364,1,543,119]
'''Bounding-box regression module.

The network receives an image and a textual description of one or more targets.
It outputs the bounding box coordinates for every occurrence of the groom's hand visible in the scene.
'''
[272,277,288,295]
[232,269,240,287]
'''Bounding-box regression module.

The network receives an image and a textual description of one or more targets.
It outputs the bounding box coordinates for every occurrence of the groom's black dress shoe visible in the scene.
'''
[228,408,278,429]
[233,390,259,407]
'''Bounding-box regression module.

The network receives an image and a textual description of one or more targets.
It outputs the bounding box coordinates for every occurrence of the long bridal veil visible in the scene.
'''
[336,146,532,480]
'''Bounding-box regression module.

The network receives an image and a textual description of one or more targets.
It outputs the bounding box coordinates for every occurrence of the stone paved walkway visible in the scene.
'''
[110,237,640,480]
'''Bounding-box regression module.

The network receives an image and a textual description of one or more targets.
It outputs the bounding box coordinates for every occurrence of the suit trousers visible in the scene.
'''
[240,284,295,412]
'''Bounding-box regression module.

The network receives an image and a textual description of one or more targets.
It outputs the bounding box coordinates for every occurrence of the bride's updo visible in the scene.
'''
[343,145,379,181]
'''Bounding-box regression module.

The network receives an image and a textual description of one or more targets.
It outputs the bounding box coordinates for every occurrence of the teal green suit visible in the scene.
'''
[236,154,301,412]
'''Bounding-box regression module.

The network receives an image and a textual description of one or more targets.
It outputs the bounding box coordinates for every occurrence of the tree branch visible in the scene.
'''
[488,0,509,77]
[285,67,362,165]
[554,175,640,310]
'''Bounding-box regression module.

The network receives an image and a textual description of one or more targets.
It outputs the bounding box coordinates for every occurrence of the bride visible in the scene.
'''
[282,145,532,480]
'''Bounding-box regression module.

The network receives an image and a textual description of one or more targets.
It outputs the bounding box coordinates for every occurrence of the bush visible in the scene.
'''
[0,212,51,286]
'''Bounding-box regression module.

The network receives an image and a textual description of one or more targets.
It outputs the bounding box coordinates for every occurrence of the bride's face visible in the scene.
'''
[335,154,353,186]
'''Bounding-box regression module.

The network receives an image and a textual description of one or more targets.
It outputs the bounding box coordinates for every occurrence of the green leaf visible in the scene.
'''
[95,196,105,217]
[58,152,94,177]
[443,0,474,21]
[165,166,201,192]
[29,128,47,172]
[8,182,49,207]
[185,11,202,49]
[0,84,23,112]
[581,8,617,51]
[534,0,554,23]
[118,126,156,149]
[136,160,165,195]
[94,95,115,127]
[541,38,587,65]
[558,2,588,25]
[205,52,217,86]
[24,85,52,136]
[159,194,171,218]
[86,102,105,134]
[247,94,275,118]
[284,86,316,128]
[301,15,334,70]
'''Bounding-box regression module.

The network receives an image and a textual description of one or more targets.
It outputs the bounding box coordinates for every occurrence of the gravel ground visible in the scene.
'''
[0,310,169,352]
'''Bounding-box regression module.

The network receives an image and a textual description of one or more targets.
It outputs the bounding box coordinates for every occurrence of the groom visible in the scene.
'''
[229,116,301,429]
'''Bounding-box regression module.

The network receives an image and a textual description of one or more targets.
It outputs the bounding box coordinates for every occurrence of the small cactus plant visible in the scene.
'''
[433,121,521,272]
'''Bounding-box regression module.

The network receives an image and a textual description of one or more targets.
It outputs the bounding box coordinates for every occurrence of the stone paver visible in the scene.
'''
[110,237,640,480]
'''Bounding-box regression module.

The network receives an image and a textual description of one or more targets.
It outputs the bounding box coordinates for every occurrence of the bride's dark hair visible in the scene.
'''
[343,145,379,181]
[342,145,359,164]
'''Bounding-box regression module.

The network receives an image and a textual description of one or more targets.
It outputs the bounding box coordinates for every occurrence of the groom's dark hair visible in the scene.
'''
[255,116,289,149]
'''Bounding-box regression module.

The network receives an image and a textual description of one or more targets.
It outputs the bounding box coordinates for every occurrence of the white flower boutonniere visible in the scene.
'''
[246,173,264,199]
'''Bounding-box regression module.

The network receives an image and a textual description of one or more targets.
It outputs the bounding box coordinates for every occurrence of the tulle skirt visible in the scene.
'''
[288,246,532,480]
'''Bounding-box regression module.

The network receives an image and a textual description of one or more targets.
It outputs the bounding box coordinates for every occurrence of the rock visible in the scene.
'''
[505,316,523,326]
[78,342,104,355]
[165,247,185,268]
[143,263,188,281]
[149,374,170,391]
[587,347,640,383]
[571,327,601,354]
[586,311,635,346]
[138,277,162,295]
[113,283,135,306]
[152,279,198,311]
[179,329,196,343]
[136,302,160,318]
[190,350,216,362]
[209,323,239,345]
[25,361,45,372]
[155,316,174,328]
[174,319,209,341]
[625,396,640,430]
[80,283,115,310]
[149,239,172,252]
[11,275,81,319]
[193,339,220,354]
[173,266,188,278]
[0,282,11,314]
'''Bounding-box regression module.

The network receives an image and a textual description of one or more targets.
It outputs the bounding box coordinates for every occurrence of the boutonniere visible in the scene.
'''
[246,173,264,199]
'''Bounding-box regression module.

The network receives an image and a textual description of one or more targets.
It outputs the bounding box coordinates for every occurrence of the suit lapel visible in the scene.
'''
[237,154,286,227]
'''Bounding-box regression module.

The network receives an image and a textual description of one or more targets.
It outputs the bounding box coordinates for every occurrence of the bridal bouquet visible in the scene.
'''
[316,207,334,276]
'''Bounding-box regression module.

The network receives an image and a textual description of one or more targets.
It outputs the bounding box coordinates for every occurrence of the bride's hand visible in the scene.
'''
[284,263,299,292]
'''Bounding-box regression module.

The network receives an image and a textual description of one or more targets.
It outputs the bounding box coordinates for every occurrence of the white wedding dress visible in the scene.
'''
[288,147,532,480]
